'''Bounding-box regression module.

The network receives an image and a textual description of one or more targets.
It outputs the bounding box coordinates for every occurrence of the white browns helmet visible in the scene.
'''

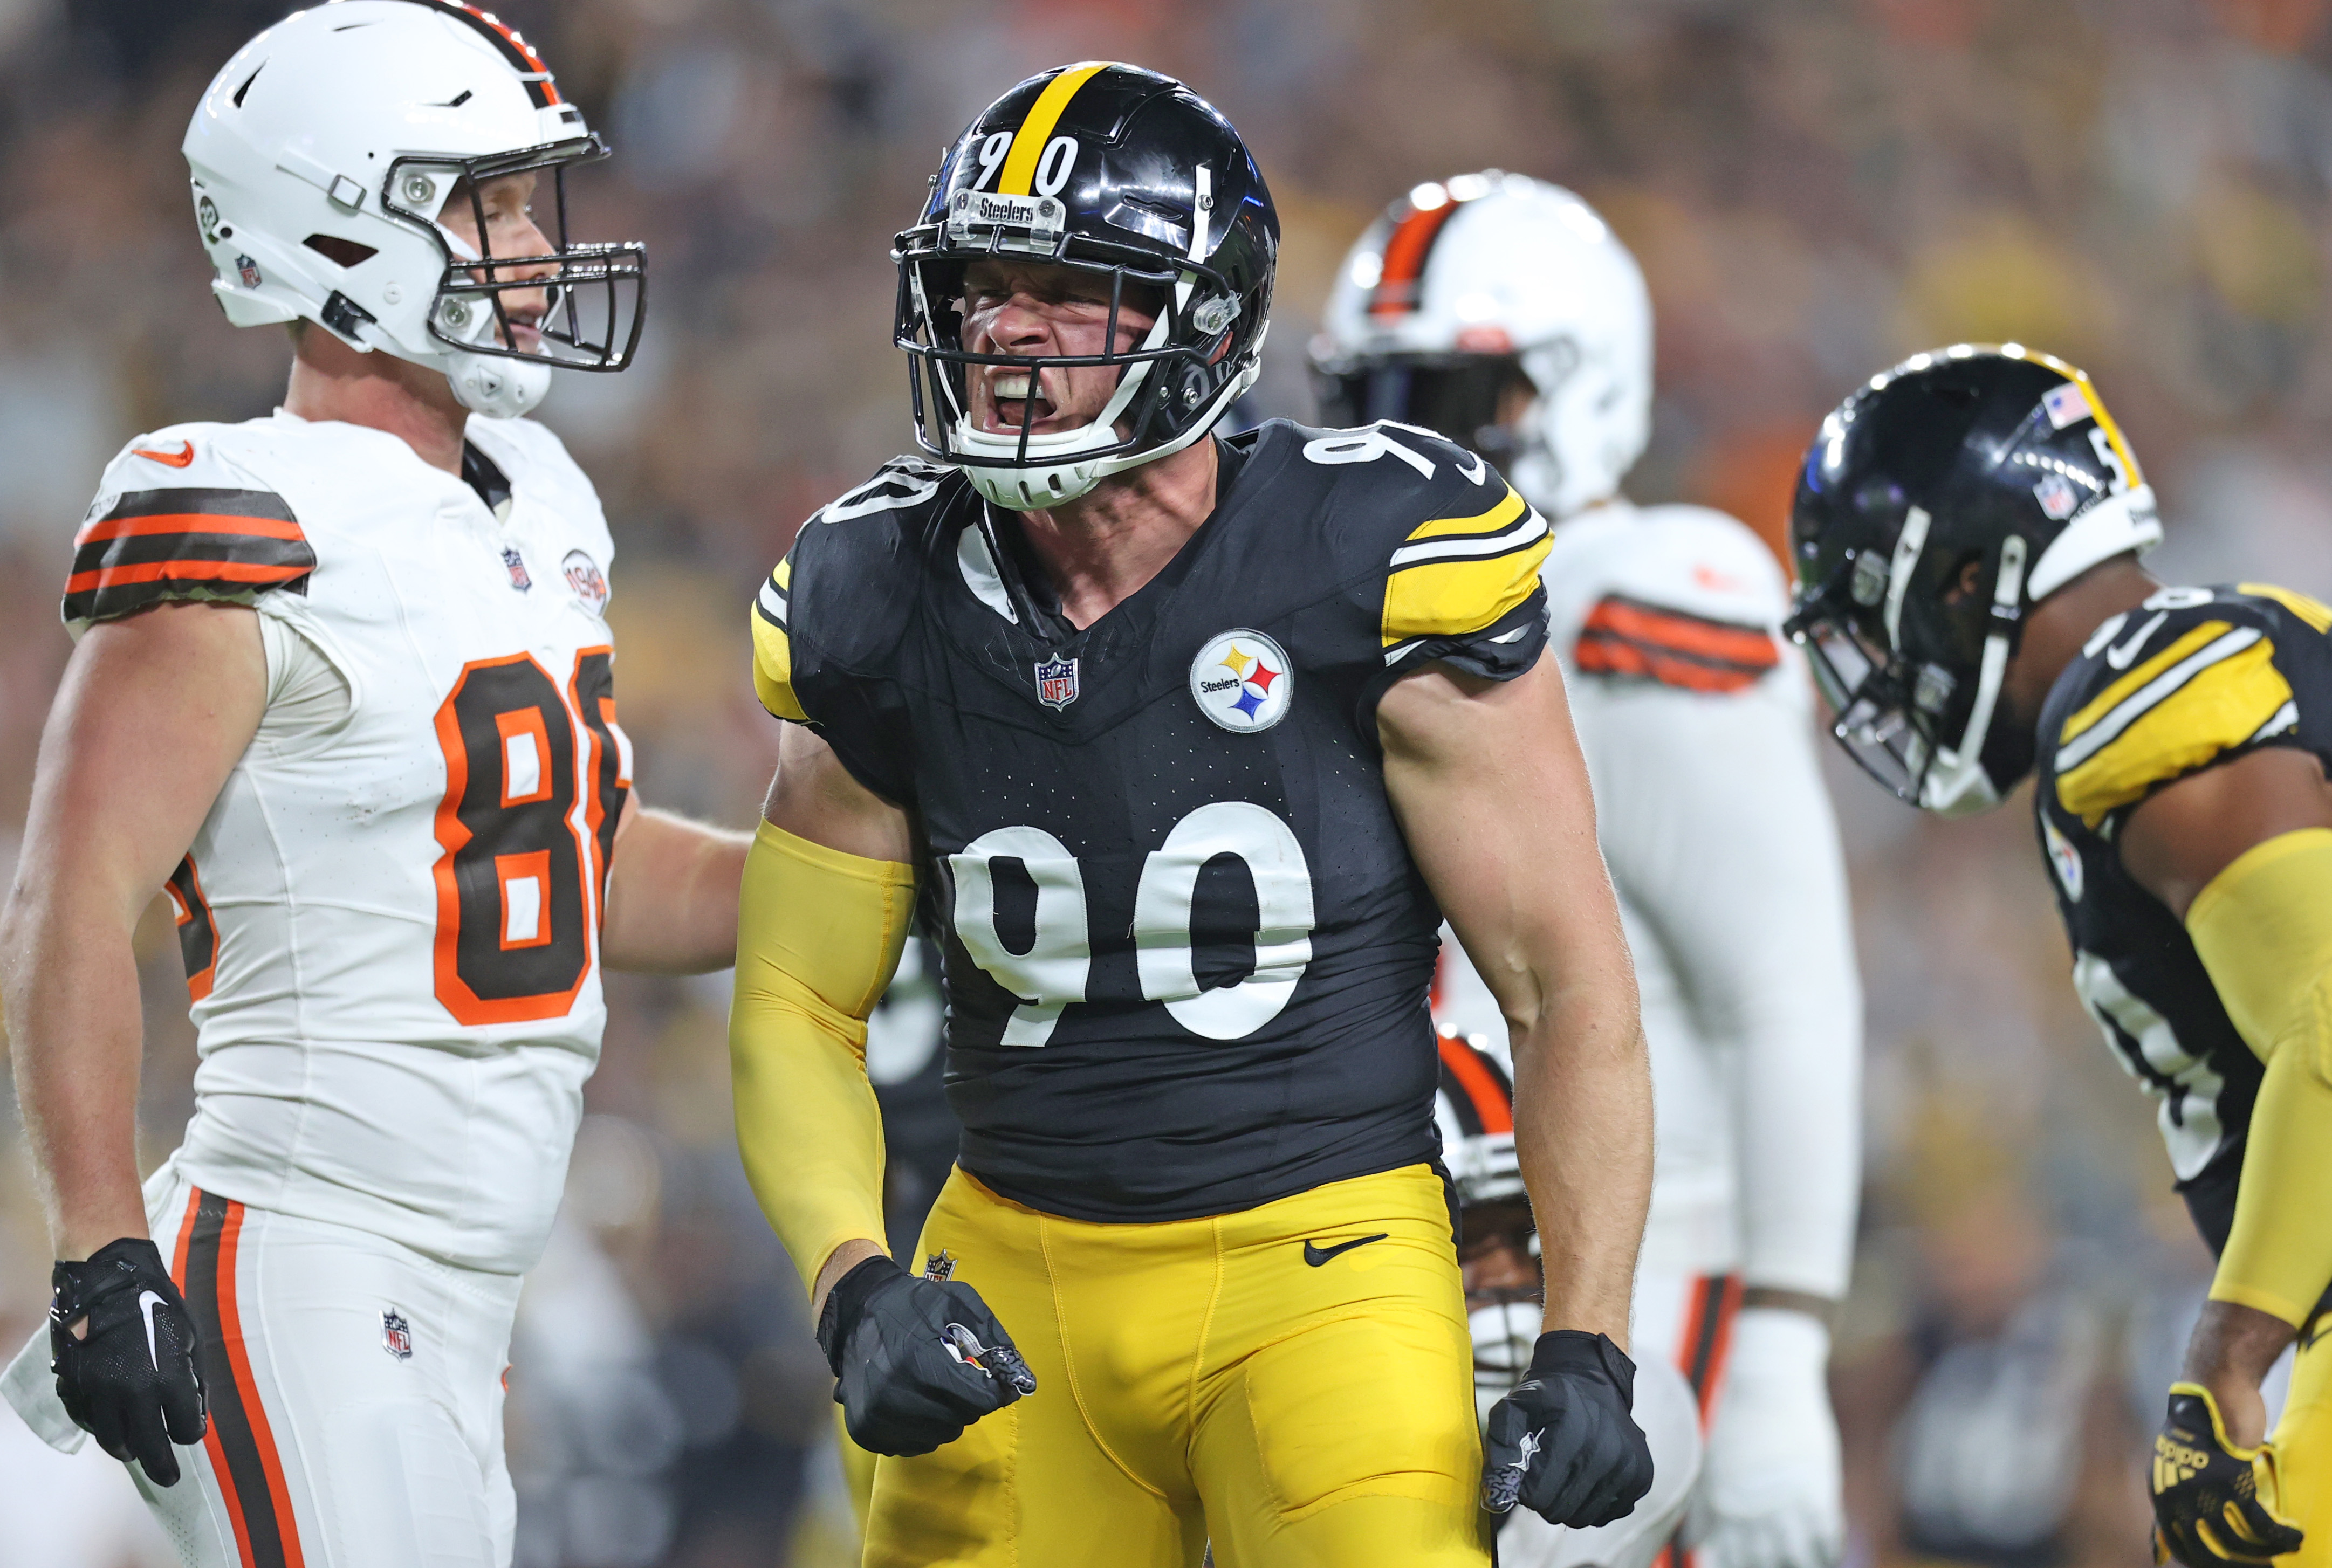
[183,0,646,419]
[1312,171,1650,520]
[1435,1028,1523,1208]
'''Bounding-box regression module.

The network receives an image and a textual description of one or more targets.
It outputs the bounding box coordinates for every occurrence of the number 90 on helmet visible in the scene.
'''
[892,62,1278,510]
[183,0,647,419]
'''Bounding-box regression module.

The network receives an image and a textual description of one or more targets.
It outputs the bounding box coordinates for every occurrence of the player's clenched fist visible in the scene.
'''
[1481,1329,1656,1527]
[49,1239,207,1486]
[817,1256,1036,1456]
[2150,1385,2303,1568]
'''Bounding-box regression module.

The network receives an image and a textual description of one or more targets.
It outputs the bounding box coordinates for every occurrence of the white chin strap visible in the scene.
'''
[1916,533,2025,817]
[444,351,552,419]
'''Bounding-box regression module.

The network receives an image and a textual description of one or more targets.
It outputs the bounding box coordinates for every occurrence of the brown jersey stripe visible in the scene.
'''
[69,534,316,582]
[78,512,308,546]
[1582,596,1782,668]
[1676,1273,1743,1425]
[179,1191,306,1568]
[84,486,300,531]
[1576,635,1768,693]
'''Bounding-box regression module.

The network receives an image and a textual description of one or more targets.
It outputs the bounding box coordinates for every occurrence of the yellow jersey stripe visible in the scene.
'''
[1399,486,1527,545]
[750,595,808,723]
[2060,621,2230,744]
[1383,531,1552,648]
[998,63,1110,195]
[2057,637,2292,826]
[2240,583,2332,634]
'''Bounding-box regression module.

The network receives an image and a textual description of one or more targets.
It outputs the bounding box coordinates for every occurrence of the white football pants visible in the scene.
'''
[3,1160,522,1568]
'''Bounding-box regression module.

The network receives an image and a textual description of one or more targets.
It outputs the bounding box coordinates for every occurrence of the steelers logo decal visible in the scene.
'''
[1190,629,1293,732]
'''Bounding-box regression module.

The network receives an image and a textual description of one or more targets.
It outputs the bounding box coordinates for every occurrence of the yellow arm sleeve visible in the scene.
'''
[729,819,916,1296]
[2185,826,2332,1327]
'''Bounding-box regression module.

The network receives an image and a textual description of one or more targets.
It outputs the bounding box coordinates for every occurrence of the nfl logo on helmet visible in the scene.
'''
[1034,656,1080,710]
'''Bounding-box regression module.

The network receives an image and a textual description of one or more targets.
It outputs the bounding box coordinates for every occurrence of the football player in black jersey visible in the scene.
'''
[726,63,1657,1566]
[1787,345,2332,1568]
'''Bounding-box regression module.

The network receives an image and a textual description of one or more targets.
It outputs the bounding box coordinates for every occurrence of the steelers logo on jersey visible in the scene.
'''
[1190,629,1293,732]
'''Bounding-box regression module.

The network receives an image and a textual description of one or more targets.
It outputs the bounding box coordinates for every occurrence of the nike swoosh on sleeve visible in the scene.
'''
[131,441,197,468]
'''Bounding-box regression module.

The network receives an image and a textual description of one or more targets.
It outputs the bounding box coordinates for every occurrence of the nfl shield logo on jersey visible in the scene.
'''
[1035,656,1080,710]
[1190,629,1294,732]
[502,548,533,592]
[381,1309,414,1361]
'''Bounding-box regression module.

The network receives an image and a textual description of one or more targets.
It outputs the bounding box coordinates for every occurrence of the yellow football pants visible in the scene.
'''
[861,1163,1489,1568]
[2272,1321,2332,1568]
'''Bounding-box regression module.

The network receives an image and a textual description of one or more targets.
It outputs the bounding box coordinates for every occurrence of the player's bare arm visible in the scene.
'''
[1377,656,1651,1346]
[2121,745,2332,1449]
[598,800,751,974]
[1,604,266,1260]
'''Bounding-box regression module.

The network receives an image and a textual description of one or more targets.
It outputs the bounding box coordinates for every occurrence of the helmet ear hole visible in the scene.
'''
[304,234,378,269]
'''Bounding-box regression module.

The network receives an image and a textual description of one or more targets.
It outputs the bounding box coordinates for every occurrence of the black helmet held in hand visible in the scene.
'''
[892,61,1278,510]
[1784,345,2162,815]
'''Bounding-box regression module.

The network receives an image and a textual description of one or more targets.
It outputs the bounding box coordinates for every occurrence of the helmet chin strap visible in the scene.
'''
[444,350,552,419]
[1917,533,2027,817]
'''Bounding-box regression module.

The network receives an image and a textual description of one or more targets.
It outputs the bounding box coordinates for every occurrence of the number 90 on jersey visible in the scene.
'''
[946,801,1317,1046]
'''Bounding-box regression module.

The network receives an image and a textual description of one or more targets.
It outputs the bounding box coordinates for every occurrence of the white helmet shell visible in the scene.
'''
[183,1,619,418]
[1433,1028,1524,1208]
[1315,172,1652,520]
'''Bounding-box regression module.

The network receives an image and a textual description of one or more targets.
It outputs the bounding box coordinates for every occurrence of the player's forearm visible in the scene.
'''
[601,803,752,974]
[1513,978,1652,1348]
[728,820,911,1297]
[0,890,153,1258]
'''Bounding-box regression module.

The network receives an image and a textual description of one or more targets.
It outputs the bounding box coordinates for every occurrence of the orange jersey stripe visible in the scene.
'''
[1437,1033,1513,1133]
[1582,598,1780,668]
[65,559,311,595]
[213,1202,307,1568]
[1576,637,1766,693]
[76,511,308,546]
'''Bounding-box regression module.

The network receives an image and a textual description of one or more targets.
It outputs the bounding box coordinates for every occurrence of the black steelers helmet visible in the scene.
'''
[893,61,1278,510]
[1785,345,2162,815]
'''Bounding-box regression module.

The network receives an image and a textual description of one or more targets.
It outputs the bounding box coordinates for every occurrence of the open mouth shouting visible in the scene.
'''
[983,366,1062,434]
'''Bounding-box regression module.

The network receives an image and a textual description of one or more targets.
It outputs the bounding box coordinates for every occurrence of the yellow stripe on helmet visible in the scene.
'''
[998,62,1112,195]
[1991,342,2146,489]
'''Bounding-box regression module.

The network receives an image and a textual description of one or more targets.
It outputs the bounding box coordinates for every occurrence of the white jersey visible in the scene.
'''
[67,409,630,1274]
[1436,500,1860,1297]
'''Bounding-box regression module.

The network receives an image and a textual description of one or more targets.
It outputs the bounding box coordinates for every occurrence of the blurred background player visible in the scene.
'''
[1439,1028,1707,1568]
[1314,172,1864,1568]
[0,5,748,1564]
[1786,345,2332,1568]
[731,63,1658,1566]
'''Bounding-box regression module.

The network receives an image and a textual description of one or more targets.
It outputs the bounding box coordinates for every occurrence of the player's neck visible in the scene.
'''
[2000,555,2162,728]
[282,326,470,476]
[1013,437,1219,630]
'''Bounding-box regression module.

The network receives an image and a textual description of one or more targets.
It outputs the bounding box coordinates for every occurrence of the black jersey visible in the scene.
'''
[751,420,1552,1223]
[2033,583,2332,1257]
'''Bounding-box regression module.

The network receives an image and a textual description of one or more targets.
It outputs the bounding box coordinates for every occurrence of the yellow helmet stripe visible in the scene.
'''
[1989,342,2146,489]
[998,63,1112,195]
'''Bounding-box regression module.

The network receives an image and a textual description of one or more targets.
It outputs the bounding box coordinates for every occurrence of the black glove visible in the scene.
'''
[1481,1330,1655,1528]
[816,1255,1035,1457]
[2151,1384,2303,1567]
[50,1239,207,1486]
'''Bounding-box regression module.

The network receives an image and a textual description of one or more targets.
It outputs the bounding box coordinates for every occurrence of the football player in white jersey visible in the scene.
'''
[1315,173,1863,1568]
[0,7,748,1566]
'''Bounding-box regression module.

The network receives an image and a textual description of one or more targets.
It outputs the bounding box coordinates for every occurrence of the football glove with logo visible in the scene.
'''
[50,1239,207,1486]
[817,1255,1035,1456]
[2150,1383,2303,1568]
[1482,1329,1656,1527]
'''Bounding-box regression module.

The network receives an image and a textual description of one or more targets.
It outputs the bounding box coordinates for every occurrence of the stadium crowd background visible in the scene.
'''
[4,0,2332,1562]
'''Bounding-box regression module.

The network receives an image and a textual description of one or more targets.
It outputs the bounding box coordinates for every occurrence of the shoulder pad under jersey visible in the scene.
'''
[2048,584,2329,828]
[751,456,959,723]
[64,423,315,634]
[1281,421,1551,666]
[1546,503,1786,694]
